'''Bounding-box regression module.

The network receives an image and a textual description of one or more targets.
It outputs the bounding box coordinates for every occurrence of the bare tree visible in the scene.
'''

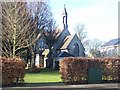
[88,39,104,57]
[74,24,89,47]
[89,39,104,51]
[1,1,43,58]
[43,20,60,68]
[28,1,52,30]
[26,1,53,69]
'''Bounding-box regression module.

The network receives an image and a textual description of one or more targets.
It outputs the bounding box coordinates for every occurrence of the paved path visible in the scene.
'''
[1,83,120,90]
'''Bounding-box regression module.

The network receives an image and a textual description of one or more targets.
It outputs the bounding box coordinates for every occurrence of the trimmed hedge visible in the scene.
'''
[101,58,120,81]
[0,57,26,85]
[59,57,120,84]
[59,57,88,84]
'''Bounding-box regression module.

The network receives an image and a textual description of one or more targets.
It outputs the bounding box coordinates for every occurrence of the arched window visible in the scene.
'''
[72,43,79,56]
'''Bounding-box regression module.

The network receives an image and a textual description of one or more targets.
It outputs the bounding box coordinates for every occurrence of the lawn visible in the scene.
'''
[24,68,62,83]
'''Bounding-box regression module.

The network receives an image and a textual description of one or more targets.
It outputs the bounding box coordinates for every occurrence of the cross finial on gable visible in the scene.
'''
[64,4,67,16]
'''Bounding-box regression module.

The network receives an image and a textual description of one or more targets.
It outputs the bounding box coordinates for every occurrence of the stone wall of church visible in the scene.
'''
[68,35,85,57]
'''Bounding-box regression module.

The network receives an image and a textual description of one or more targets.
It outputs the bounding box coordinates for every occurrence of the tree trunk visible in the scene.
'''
[30,52,36,72]
[47,45,53,68]
[31,49,36,67]
[30,45,37,72]
[12,4,17,58]
[12,28,16,58]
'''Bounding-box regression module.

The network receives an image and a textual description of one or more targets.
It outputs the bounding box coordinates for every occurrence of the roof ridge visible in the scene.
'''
[103,38,120,46]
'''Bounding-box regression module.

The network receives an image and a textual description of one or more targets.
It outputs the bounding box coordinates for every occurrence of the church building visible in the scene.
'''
[35,5,85,68]
[52,5,85,57]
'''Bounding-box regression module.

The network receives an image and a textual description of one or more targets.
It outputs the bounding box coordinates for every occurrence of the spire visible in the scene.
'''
[63,4,68,30]
[64,4,67,17]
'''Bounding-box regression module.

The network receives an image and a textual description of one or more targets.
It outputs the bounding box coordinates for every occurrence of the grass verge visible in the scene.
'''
[24,68,62,83]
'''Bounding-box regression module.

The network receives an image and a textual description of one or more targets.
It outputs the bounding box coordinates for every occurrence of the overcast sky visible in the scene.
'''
[49,0,119,42]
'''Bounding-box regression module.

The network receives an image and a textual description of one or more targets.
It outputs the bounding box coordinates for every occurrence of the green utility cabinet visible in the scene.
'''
[88,68,102,84]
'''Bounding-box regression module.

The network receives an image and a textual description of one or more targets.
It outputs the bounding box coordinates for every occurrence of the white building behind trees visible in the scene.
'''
[100,38,120,57]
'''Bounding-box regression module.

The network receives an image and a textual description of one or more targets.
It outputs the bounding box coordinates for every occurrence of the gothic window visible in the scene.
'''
[72,43,79,56]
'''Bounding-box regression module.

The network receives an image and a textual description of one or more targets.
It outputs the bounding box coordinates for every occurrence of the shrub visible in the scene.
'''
[59,57,120,84]
[59,57,88,84]
[101,58,120,81]
[1,57,26,85]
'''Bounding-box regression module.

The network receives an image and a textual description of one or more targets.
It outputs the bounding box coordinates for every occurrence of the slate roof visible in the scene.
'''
[54,28,71,50]
[58,51,75,57]
[60,35,74,49]
[103,38,120,46]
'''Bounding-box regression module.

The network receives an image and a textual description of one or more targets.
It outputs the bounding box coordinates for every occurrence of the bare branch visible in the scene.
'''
[74,24,89,47]
[1,1,43,58]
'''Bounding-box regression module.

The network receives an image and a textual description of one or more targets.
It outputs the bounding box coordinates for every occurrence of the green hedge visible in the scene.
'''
[59,57,120,84]
[1,57,26,85]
